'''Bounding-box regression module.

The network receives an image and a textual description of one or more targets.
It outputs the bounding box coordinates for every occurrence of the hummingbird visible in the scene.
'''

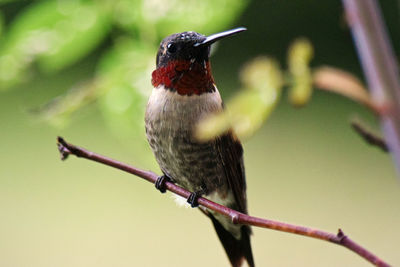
[145,27,254,267]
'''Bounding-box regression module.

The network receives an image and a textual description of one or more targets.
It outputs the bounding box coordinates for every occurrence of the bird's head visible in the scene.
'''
[152,28,246,96]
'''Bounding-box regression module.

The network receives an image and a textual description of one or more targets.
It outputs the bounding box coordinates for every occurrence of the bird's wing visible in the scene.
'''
[215,132,248,214]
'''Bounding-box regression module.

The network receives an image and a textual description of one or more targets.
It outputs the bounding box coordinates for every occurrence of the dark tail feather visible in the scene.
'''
[209,214,254,267]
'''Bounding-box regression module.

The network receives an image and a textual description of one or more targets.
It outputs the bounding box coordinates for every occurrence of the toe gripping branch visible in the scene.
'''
[155,174,201,208]
[155,175,170,193]
[187,191,201,208]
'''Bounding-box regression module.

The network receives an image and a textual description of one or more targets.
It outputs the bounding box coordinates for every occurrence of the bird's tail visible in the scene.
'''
[209,214,254,267]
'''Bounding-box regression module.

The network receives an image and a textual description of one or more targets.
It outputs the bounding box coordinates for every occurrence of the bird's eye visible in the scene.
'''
[167,43,177,53]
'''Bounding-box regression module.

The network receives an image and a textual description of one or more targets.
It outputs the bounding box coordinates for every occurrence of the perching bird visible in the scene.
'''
[145,27,254,267]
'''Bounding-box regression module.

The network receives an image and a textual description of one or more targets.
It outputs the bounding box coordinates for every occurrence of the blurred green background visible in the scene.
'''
[1,0,400,266]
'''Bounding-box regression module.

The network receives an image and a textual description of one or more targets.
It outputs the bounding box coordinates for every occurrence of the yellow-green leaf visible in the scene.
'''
[196,57,283,141]
[288,38,314,106]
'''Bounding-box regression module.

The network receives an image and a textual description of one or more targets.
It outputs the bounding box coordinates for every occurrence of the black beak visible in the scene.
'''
[194,27,247,47]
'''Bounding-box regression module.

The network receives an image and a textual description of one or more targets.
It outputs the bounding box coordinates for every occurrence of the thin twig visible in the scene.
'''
[351,119,389,152]
[56,136,391,267]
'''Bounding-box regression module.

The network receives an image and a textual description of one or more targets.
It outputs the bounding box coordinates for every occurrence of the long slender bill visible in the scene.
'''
[194,27,247,47]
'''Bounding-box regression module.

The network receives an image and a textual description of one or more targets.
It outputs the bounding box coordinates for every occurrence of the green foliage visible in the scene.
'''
[110,0,247,37]
[37,2,111,72]
[0,1,111,88]
[0,0,248,141]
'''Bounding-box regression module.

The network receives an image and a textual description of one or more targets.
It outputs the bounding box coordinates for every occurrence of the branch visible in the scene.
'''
[342,0,400,174]
[351,119,389,152]
[56,137,391,267]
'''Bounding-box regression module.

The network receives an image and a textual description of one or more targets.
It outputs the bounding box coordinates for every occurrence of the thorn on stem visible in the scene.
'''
[351,119,389,152]
[57,136,71,160]
[337,229,346,240]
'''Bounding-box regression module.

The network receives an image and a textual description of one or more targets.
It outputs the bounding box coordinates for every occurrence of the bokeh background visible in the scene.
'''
[1,0,400,266]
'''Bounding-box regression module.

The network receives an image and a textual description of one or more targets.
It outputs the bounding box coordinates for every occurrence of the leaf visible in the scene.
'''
[288,38,314,107]
[0,0,111,89]
[37,1,111,72]
[240,56,283,93]
[156,0,249,36]
[107,0,144,33]
[96,39,155,139]
[196,57,283,141]
[313,66,371,104]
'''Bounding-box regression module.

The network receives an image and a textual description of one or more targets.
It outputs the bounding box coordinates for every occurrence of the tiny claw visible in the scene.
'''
[155,175,170,193]
[187,192,200,208]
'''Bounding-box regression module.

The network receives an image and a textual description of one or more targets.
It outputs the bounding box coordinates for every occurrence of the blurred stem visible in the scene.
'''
[57,136,391,267]
[342,0,400,174]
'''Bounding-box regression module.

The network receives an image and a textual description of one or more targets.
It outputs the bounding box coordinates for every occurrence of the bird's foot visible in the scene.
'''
[155,175,171,193]
[187,191,202,208]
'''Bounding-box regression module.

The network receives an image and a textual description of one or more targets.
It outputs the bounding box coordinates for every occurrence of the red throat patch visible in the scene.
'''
[151,60,215,96]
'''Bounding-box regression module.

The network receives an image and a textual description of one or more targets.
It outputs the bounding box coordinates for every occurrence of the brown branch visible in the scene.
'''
[351,119,389,152]
[342,0,400,174]
[57,136,391,267]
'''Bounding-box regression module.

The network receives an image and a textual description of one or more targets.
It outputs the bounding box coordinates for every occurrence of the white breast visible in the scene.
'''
[145,85,223,131]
